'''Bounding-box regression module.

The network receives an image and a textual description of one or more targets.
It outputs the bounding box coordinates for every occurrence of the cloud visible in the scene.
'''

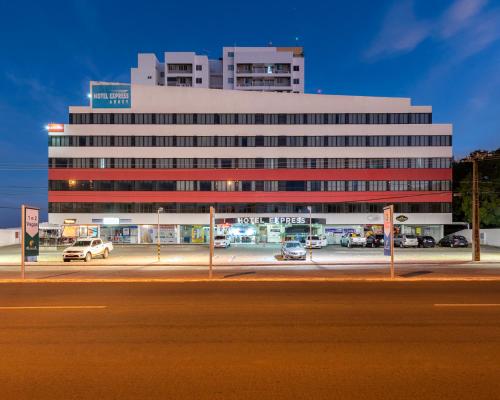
[364,0,498,61]
[4,72,68,117]
[364,1,432,59]
[439,0,487,38]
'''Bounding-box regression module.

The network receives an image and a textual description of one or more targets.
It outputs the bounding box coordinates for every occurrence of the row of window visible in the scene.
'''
[69,112,432,125]
[49,135,452,147]
[49,180,451,192]
[49,157,452,169]
[49,202,452,214]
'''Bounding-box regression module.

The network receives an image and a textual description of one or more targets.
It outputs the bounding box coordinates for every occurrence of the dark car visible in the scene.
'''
[438,235,469,248]
[417,236,436,248]
[366,234,384,248]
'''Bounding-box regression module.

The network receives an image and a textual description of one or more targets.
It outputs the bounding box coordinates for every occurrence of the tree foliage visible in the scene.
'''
[453,148,500,228]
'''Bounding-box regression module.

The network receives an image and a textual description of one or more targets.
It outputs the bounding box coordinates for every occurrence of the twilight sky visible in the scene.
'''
[0,0,499,227]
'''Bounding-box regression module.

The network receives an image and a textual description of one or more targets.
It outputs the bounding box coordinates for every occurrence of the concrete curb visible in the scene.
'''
[1,277,500,283]
[1,260,499,268]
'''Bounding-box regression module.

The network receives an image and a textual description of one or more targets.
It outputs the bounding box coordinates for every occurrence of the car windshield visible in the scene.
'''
[406,235,416,239]
[73,240,91,247]
[351,233,359,237]
[214,236,226,240]
[285,242,301,248]
[308,236,320,240]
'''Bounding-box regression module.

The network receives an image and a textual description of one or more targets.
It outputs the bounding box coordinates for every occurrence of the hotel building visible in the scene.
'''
[47,48,452,245]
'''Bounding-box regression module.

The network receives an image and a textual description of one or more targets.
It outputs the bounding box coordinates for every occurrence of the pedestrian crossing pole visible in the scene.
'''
[209,206,214,279]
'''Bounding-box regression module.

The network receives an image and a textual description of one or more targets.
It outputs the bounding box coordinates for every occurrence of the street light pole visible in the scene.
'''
[157,207,164,262]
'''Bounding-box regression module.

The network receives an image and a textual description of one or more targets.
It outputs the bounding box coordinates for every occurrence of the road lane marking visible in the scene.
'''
[0,305,107,310]
[434,304,500,307]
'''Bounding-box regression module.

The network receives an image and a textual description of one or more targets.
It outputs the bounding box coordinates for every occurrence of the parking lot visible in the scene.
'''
[1,243,500,266]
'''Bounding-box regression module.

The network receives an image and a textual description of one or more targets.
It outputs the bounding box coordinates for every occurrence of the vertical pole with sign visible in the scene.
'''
[21,205,40,279]
[383,205,394,279]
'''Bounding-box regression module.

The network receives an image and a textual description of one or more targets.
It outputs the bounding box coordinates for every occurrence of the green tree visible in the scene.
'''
[453,149,500,228]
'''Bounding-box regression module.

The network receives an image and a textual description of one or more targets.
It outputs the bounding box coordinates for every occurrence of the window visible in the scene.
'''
[228,51,234,57]
[196,65,202,71]
[196,78,202,84]
[293,65,300,71]
[293,79,300,84]
[228,65,234,71]
[147,75,152,79]
[228,78,234,84]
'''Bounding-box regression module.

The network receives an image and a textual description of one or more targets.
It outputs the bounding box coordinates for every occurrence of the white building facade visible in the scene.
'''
[48,82,452,245]
[131,46,304,93]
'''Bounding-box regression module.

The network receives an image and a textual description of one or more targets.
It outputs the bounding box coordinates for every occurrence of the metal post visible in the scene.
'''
[209,206,214,279]
[390,205,395,279]
[472,159,480,262]
[157,207,163,262]
[308,206,312,261]
[21,204,25,279]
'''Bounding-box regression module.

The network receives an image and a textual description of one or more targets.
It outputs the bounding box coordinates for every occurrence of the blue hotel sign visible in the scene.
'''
[92,84,131,108]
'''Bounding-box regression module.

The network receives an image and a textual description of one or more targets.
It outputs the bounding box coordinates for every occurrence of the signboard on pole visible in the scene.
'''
[24,206,39,258]
[383,205,395,279]
[21,205,39,279]
[383,207,392,257]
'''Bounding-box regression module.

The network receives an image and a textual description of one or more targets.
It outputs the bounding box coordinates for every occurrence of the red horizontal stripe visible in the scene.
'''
[49,168,452,181]
[49,191,452,203]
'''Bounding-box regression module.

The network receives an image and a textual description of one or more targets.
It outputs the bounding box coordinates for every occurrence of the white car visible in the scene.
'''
[214,235,231,248]
[305,235,327,249]
[281,241,307,260]
[63,238,114,262]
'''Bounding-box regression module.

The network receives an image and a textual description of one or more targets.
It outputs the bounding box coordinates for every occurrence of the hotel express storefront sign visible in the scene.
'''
[215,217,327,225]
[92,84,131,108]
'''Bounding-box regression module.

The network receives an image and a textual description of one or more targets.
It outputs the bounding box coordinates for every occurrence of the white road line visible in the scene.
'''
[434,304,500,307]
[0,305,107,310]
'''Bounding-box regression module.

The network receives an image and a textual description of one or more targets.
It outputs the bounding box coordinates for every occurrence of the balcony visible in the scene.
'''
[167,64,193,74]
[167,77,193,87]
[236,63,291,75]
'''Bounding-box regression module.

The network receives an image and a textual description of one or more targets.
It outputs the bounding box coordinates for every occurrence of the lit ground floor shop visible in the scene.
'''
[47,213,447,245]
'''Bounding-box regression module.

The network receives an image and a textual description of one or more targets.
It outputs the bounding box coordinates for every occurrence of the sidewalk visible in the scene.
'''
[2,261,500,282]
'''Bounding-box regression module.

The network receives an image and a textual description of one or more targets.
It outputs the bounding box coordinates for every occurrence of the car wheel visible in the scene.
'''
[63,259,70,262]
[103,249,109,259]
[85,252,92,262]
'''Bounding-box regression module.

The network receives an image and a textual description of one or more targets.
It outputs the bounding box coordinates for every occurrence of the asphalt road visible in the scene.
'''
[1,282,500,399]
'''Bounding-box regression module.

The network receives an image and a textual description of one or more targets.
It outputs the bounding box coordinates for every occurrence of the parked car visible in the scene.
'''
[63,238,113,262]
[340,233,367,248]
[366,234,384,248]
[305,235,327,249]
[417,236,436,248]
[438,235,469,248]
[281,241,307,260]
[394,234,418,248]
[214,235,231,248]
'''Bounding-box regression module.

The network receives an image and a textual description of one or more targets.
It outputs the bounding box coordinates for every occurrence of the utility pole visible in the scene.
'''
[471,158,480,261]
[209,206,214,279]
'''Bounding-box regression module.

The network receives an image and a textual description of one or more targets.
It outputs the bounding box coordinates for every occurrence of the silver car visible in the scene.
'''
[394,234,418,248]
[281,241,307,260]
